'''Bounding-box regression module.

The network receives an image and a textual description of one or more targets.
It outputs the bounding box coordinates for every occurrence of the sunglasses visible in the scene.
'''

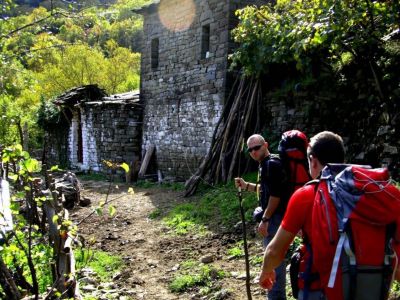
[247,144,263,153]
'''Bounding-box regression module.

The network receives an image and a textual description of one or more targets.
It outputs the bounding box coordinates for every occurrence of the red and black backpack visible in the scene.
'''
[278,130,311,195]
[253,130,311,222]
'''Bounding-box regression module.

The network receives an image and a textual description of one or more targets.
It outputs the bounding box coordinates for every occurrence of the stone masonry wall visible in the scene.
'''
[264,93,399,179]
[140,0,264,180]
[68,103,142,173]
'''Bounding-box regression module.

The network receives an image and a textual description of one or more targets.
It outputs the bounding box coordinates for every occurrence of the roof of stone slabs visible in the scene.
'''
[53,85,141,107]
[132,0,160,14]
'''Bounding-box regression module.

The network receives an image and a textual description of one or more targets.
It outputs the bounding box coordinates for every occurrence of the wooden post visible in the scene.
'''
[138,144,155,178]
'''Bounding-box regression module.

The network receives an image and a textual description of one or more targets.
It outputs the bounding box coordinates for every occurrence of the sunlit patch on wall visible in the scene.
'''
[158,0,196,32]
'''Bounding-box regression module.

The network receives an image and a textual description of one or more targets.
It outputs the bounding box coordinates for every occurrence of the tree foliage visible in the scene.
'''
[0,145,133,298]
[0,0,149,148]
[231,0,399,77]
[230,0,400,173]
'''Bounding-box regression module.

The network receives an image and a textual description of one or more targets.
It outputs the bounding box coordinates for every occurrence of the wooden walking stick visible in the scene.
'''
[237,139,252,300]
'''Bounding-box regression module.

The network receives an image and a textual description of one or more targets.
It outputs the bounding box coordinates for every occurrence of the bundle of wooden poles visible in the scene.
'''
[185,75,262,196]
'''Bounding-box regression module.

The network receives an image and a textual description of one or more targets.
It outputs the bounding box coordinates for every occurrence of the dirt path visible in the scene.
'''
[71,180,272,300]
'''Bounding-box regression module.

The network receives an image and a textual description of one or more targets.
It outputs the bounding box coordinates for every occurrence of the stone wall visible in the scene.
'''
[140,0,265,180]
[265,93,316,143]
[264,92,400,179]
[68,102,143,173]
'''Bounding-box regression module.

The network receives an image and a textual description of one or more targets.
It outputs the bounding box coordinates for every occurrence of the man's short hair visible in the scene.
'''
[308,131,345,165]
[247,134,265,145]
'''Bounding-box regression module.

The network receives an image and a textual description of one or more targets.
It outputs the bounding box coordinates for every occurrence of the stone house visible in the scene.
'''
[136,0,264,180]
[46,85,143,175]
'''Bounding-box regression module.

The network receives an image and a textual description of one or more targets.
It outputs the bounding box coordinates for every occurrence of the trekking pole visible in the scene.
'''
[237,138,253,300]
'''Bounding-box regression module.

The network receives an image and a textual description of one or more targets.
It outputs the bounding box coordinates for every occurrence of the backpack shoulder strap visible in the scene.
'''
[306,179,319,185]
[306,179,320,193]
[263,154,281,179]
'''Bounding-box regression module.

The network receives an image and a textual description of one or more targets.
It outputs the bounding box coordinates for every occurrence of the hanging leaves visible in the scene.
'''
[230,0,399,77]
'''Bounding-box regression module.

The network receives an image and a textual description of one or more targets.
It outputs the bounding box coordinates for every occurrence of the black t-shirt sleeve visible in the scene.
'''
[261,158,284,198]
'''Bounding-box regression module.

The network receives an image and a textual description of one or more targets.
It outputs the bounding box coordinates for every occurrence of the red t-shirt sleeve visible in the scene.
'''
[281,185,315,236]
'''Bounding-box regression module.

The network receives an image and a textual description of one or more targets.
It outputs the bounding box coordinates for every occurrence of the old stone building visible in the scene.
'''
[137,0,264,180]
[46,85,143,175]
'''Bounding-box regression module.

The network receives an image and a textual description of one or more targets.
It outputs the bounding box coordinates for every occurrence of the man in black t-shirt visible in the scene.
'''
[235,134,287,300]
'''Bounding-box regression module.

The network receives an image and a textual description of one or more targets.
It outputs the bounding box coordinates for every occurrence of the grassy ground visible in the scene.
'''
[73,173,400,299]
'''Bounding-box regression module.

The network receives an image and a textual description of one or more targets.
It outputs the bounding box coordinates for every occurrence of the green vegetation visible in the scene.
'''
[230,0,400,168]
[392,281,400,298]
[164,203,208,235]
[226,241,244,258]
[135,180,158,188]
[77,172,109,181]
[76,249,124,281]
[135,180,185,191]
[0,145,130,298]
[169,261,225,293]
[249,255,263,266]
[0,145,70,297]
[162,174,258,235]
[1,233,54,293]
[0,0,150,148]
[231,0,398,77]
[148,208,162,219]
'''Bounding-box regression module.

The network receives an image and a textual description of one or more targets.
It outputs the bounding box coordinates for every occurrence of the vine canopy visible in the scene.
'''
[230,0,399,77]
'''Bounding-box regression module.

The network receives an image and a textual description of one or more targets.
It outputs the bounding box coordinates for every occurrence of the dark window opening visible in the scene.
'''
[201,25,210,59]
[151,38,159,69]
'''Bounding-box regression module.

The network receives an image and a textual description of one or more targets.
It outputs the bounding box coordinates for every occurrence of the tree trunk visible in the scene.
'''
[0,256,21,300]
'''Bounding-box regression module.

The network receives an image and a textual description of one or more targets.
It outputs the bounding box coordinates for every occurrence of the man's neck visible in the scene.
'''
[258,152,270,163]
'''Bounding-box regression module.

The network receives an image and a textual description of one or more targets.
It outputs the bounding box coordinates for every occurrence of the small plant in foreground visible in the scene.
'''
[163,203,208,235]
[169,263,225,293]
[148,208,162,219]
[226,244,244,259]
[250,255,263,266]
[76,249,123,281]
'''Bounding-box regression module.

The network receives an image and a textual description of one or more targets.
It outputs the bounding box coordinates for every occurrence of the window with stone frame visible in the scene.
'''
[151,38,159,69]
[201,24,210,59]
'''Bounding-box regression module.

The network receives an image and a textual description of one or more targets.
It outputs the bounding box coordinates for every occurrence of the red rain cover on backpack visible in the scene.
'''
[278,130,311,194]
[311,164,400,300]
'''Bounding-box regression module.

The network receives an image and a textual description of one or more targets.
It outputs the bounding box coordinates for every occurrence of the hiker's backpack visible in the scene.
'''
[278,130,311,195]
[311,164,400,300]
[253,130,311,222]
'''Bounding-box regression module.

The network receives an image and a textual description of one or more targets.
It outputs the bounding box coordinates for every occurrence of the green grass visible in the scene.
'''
[148,208,162,219]
[226,241,244,258]
[76,249,123,281]
[83,297,98,300]
[227,246,244,258]
[163,203,208,235]
[134,180,158,188]
[77,172,108,181]
[169,261,226,293]
[162,174,259,235]
[250,255,263,266]
[135,180,185,190]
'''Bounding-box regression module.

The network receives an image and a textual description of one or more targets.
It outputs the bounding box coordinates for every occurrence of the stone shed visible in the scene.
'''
[136,0,264,180]
[48,85,143,174]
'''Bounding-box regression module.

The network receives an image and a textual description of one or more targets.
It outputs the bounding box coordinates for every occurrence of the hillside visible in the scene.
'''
[8,0,118,15]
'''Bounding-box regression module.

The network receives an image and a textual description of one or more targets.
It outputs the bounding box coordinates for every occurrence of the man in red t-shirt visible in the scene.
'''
[258,131,346,300]
[259,131,400,299]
